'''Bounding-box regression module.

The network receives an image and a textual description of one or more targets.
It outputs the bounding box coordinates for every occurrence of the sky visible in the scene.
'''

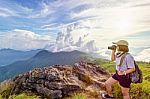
[0,0,150,62]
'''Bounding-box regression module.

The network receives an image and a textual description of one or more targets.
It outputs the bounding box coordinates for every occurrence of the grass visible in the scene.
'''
[0,80,14,99]
[0,80,40,99]
[64,92,87,99]
[0,94,40,99]
[8,93,40,99]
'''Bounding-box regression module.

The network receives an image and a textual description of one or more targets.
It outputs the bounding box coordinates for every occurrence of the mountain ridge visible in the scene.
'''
[0,50,92,82]
[0,48,41,66]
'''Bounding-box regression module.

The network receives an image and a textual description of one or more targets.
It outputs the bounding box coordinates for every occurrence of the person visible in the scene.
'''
[102,40,135,99]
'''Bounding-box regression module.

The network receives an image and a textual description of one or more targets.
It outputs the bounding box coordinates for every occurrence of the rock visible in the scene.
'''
[45,82,62,90]
[10,62,109,98]
[62,84,82,96]
[36,85,62,99]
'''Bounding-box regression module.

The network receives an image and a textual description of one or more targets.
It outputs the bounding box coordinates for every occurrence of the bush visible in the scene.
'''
[0,80,14,98]
[8,93,39,99]
[112,84,123,99]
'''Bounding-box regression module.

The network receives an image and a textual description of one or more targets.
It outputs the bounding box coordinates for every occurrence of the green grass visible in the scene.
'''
[8,93,39,99]
[0,80,40,99]
[0,93,40,99]
[64,93,87,99]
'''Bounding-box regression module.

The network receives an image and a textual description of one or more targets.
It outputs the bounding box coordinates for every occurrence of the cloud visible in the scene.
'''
[0,8,17,17]
[45,22,99,53]
[0,29,54,50]
[29,2,54,18]
[0,0,33,17]
[1,0,150,35]
[45,20,150,61]
[135,48,150,62]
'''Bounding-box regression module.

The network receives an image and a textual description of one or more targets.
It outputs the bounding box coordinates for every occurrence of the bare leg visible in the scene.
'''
[121,86,130,99]
[105,77,118,97]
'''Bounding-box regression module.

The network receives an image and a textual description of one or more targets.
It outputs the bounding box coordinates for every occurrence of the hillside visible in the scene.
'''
[0,49,41,66]
[0,50,92,82]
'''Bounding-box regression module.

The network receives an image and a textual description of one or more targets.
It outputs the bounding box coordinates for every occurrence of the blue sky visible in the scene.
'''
[0,0,150,61]
[0,0,96,38]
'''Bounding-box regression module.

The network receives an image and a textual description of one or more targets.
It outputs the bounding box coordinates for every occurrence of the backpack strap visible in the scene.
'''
[118,53,129,67]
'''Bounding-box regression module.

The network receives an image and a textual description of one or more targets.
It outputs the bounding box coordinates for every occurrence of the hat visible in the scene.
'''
[112,40,128,46]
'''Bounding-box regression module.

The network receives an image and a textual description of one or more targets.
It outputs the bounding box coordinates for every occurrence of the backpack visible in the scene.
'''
[118,53,143,83]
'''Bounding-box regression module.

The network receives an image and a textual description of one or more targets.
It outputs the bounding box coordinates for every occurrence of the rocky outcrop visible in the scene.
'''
[10,62,109,99]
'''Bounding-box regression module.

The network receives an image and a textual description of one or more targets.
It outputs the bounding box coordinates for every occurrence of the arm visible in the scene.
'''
[125,68,135,75]
[111,50,116,62]
[118,68,135,75]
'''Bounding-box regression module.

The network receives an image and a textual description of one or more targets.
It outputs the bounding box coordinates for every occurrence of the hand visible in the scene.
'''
[112,50,116,53]
[118,71,124,75]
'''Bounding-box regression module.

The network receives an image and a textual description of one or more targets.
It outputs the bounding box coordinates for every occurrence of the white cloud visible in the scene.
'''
[45,23,99,53]
[71,4,150,36]
[0,8,17,17]
[135,48,150,62]
[0,29,54,50]
[29,2,54,18]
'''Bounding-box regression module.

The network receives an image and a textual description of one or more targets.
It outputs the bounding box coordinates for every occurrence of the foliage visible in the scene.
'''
[64,93,87,99]
[0,93,39,99]
[0,80,14,99]
[8,93,39,99]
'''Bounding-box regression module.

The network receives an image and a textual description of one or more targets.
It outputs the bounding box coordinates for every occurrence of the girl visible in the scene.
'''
[102,40,135,99]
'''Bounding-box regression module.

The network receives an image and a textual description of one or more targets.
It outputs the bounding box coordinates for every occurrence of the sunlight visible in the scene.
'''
[111,8,134,36]
[114,17,132,33]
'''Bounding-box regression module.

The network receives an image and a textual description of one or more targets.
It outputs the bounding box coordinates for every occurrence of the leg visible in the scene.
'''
[105,77,118,97]
[121,86,130,99]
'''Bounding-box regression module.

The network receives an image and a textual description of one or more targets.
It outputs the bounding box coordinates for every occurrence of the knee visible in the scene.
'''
[122,91,129,96]
[105,81,111,87]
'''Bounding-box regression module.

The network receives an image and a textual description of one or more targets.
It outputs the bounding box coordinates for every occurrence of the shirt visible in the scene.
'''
[116,53,135,71]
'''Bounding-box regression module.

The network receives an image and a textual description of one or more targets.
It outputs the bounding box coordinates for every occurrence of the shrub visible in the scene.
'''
[8,93,39,99]
[0,80,14,98]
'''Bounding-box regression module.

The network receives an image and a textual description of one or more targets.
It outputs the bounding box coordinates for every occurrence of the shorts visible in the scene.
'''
[112,72,131,88]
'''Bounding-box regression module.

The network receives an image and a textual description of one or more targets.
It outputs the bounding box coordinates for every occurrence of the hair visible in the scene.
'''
[118,45,129,52]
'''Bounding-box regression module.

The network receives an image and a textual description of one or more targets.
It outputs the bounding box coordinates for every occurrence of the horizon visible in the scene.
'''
[0,0,150,62]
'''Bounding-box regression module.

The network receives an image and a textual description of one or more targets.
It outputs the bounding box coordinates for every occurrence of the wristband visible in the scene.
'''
[123,71,126,75]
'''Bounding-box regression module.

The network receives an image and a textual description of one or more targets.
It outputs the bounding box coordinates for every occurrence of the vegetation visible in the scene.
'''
[65,93,87,99]
[0,80,40,99]
[0,94,39,99]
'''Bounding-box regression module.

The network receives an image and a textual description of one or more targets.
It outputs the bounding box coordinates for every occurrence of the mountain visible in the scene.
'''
[0,50,92,82]
[0,49,41,66]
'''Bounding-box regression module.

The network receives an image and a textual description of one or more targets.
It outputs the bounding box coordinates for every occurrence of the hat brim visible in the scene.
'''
[112,42,117,44]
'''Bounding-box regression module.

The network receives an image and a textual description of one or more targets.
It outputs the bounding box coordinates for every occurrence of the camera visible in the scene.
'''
[108,45,116,50]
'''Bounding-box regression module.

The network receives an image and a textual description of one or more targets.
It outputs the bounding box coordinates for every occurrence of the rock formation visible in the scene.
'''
[10,62,109,99]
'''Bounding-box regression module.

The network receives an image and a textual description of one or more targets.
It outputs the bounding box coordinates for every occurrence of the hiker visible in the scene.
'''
[102,40,135,99]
